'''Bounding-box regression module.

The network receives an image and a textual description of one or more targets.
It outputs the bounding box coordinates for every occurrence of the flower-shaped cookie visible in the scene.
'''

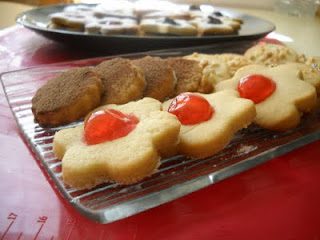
[163,90,256,158]
[53,98,180,190]
[215,64,317,131]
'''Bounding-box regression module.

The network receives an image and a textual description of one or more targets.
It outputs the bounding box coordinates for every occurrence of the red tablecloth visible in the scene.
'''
[1,26,320,240]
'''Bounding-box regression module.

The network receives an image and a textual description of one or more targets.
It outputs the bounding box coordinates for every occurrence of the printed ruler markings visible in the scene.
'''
[17,232,23,240]
[66,219,76,240]
[33,216,48,240]
[1,212,18,240]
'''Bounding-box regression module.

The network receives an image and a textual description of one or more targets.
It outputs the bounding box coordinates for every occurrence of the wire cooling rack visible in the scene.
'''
[2,43,320,223]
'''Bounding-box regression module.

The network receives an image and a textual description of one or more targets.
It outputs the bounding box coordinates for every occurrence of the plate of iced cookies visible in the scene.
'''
[16,0,275,52]
[2,42,320,223]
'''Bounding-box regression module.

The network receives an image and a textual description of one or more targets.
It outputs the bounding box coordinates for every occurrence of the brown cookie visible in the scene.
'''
[132,56,176,101]
[95,58,146,105]
[32,67,104,126]
[166,57,203,96]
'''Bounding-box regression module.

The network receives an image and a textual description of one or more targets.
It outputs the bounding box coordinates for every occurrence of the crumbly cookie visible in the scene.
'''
[53,98,181,189]
[217,53,249,76]
[183,53,223,93]
[32,67,104,126]
[215,64,317,131]
[132,56,176,101]
[140,17,198,36]
[244,43,300,66]
[166,57,203,96]
[306,56,320,70]
[94,58,146,105]
[163,90,256,158]
[184,52,248,91]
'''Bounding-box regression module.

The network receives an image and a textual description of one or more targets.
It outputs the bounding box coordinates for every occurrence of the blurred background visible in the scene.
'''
[0,0,319,29]
[0,0,276,29]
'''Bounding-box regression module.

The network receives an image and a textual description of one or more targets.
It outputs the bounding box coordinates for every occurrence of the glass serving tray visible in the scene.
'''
[2,42,320,224]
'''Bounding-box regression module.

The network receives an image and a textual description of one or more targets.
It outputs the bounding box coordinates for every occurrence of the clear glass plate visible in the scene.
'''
[1,42,320,224]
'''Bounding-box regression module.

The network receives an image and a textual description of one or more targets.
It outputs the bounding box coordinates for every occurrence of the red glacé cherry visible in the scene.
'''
[168,93,214,125]
[84,109,139,145]
[238,74,276,104]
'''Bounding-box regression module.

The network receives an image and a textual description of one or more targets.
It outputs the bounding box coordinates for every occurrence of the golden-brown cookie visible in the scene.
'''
[166,57,203,96]
[53,97,181,189]
[32,67,104,126]
[163,90,256,158]
[94,58,146,105]
[132,56,176,101]
[215,64,317,131]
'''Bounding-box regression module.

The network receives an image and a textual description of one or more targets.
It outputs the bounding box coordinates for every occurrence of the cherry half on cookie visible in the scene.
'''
[238,74,276,104]
[84,109,139,145]
[168,93,214,125]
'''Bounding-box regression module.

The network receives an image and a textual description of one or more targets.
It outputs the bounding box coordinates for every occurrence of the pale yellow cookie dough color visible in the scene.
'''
[163,90,256,158]
[215,64,317,131]
[53,98,181,190]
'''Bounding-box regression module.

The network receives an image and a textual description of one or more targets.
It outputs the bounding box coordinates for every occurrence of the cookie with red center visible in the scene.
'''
[215,64,317,131]
[53,98,180,190]
[163,90,256,158]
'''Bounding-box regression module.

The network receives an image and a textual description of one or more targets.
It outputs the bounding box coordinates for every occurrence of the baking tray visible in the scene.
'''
[2,42,320,223]
[16,4,275,53]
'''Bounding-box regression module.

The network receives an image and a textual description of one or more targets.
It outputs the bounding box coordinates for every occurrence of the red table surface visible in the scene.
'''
[1,26,320,240]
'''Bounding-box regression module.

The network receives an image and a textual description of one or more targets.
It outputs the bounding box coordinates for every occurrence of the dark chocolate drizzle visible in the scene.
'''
[189,5,201,11]
[208,16,222,24]
[163,17,178,25]
[212,11,224,17]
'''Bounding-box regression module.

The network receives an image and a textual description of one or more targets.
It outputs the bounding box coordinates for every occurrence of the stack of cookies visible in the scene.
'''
[31,43,320,189]
[48,0,243,36]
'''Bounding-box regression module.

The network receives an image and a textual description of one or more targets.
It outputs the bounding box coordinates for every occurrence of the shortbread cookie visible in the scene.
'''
[85,17,139,35]
[284,62,320,95]
[49,11,88,29]
[189,16,235,35]
[166,57,202,96]
[140,17,198,36]
[142,10,192,20]
[93,0,135,19]
[215,64,317,131]
[94,58,146,105]
[163,90,256,158]
[32,67,104,126]
[53,98,181,189]
[133,0,180,17]
[48,22,83,32]
[244,43,300,66]
[132,56,176,101]
[63,5,94,14]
